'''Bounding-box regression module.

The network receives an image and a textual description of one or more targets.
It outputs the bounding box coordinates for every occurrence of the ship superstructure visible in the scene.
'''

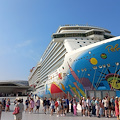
[28,25,120,98]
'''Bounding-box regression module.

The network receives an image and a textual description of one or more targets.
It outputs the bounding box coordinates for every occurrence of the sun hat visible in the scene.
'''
[16,97,22,100]
[115,96,118,98]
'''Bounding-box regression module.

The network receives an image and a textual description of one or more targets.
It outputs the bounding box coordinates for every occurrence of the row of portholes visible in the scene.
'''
[69,54,95,62]
[79,42,97,47]
[75,38,102,41]
[75,38,94,40]
[78,41,96,44]
[80,44,95,47]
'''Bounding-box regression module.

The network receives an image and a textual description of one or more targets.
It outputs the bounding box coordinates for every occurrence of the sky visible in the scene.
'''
[0,0,120,81]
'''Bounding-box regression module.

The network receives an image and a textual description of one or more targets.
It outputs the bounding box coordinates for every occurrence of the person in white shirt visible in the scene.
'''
[56,98,61,117]
[95,98,100,118]
[50,98,55,116]
[82,97,86,116]
[62,97,67,116]
[86,96,91,117]
[103,97,108,117]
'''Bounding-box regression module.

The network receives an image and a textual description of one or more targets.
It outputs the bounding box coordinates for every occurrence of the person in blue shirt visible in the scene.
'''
[110,96,115,117]
[66,97,69,113]
[25,97,29,112]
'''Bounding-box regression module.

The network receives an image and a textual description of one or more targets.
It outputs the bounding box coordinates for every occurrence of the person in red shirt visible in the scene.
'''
[115,97,119,120]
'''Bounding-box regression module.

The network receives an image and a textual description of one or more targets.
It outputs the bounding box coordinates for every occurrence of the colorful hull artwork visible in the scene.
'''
[38,39,120,98]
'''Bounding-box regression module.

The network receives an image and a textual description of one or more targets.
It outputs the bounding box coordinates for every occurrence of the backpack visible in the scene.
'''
[55,101,59,107]
[13,106,19,115]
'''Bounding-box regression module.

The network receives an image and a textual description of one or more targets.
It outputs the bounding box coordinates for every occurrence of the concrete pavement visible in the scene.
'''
[1,104,117,120]
[0,97,117,120]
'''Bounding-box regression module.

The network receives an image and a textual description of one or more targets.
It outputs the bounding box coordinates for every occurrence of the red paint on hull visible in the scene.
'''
[51,83,63,94]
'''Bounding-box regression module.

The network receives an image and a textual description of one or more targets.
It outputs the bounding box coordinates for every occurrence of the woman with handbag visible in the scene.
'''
[13,98,24,120]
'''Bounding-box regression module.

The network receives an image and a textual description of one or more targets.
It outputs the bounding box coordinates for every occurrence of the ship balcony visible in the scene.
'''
[52,38,65,42]
[88,34,104,40]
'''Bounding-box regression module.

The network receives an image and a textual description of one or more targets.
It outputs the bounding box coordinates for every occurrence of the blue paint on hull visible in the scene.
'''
[38,39,120,98]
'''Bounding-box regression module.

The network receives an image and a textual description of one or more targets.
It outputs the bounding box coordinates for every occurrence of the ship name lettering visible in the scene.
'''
[105,44,120,53]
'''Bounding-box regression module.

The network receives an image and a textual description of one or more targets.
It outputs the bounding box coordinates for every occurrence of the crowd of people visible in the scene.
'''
[0,98,24,120]
[0,95,120,120]
[41,96,116,118]
[1,98,11,112]
[23,95,118,119]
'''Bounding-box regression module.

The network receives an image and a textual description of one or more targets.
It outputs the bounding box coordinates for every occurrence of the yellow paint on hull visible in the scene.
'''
[110,79,120,89]
[69,85,81,99]
[73,82,86,98]
[60,83,65,90]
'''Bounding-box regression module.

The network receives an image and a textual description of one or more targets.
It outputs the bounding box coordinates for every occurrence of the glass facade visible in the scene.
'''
[52,31,113,39]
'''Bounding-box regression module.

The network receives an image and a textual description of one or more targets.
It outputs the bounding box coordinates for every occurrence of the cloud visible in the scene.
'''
[0,40,33,56]
[16,40,32,48]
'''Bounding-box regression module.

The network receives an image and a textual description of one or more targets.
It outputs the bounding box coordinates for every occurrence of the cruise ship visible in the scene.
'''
[28,25,120,99]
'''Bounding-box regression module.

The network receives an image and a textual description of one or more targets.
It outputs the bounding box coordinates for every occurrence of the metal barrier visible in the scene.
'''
[86,90,116,99]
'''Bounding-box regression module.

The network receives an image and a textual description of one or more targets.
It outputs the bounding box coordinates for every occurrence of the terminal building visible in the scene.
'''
[0,80,30,96]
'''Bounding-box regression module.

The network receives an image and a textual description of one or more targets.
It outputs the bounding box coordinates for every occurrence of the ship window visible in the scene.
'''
[89,42,91,43]
[66,34,72,37]
[81,38,83,40]
[83,42,86,43]
[80,45,82,47]
[77,42,79,43]
[75,38,77,40]
[94,31,103,35]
